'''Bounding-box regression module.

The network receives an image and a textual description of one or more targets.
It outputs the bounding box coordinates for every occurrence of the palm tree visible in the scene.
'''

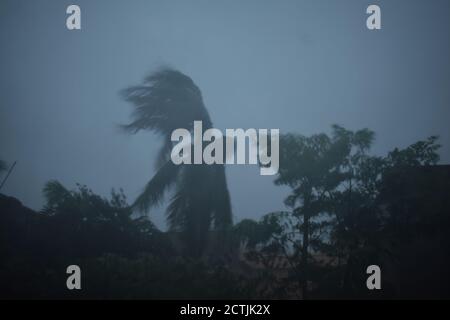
[122,68,232,256]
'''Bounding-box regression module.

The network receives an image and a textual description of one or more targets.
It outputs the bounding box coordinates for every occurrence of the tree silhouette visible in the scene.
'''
[269,125,376,298]
[40,180,168,258]
[122,68,232,256]
[253,126,445,298]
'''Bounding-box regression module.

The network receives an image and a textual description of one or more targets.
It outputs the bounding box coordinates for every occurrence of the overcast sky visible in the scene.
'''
[1,0,449,229]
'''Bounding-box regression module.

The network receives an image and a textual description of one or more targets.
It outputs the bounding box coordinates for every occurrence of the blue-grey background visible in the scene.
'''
[1,0,449,229]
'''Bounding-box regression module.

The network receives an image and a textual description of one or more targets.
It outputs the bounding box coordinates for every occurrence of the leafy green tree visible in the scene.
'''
[253,124,444,298]
[122,68,232,256]
[259,125,380,297]
[379,136,442,238]
[385,136,440,167]
[41,180,168,258]
[323,126,383,296]
[272,125,368,298]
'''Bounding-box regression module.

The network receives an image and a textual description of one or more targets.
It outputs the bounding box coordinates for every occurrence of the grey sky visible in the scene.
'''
[1,0,449,229]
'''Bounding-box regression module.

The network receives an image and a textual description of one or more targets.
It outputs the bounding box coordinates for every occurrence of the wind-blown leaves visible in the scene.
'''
[133,160,180,212]
[121,68,212,135]
[123,68,232,256]
[42,180,72,210]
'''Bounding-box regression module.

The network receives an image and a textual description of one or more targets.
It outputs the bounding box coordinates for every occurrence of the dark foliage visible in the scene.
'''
[1,121,449,299]
[122,68,232,256]
[0,182,246,299]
